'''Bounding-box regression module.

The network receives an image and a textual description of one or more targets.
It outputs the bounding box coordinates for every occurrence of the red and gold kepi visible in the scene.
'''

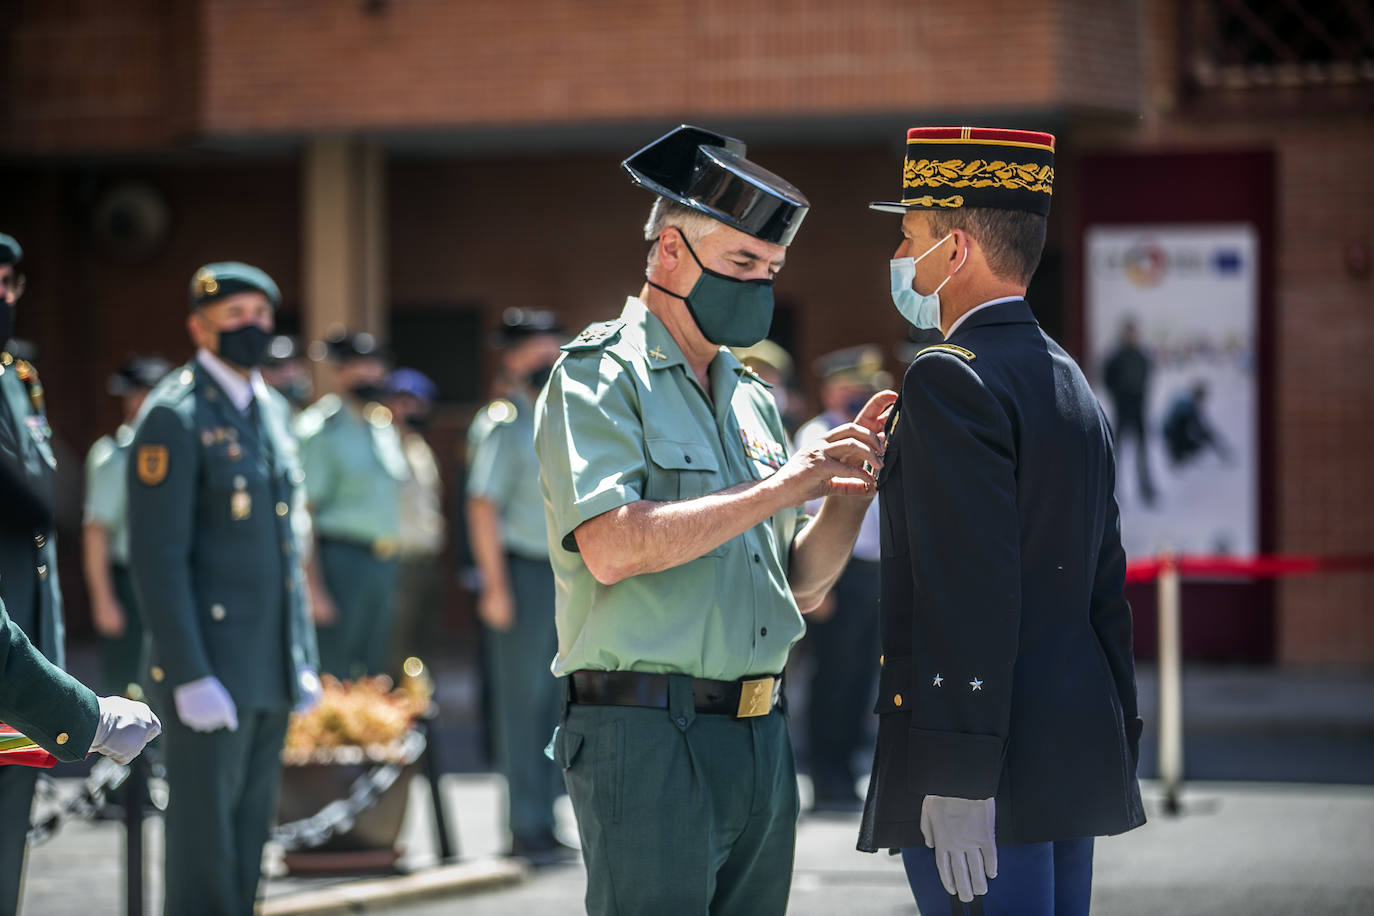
[870,126,1055,217]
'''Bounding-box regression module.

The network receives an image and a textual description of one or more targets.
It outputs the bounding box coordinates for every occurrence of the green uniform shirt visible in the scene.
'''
[467,393,549,560]
[84,426,134,565]
[534,297,808,682]
[295,394,407,543]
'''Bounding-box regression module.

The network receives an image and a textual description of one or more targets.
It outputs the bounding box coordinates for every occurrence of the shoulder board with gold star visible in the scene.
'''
[562,320,624,352]
[916,344,976,362]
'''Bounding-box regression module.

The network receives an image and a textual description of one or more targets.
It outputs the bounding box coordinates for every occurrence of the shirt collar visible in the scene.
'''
[195,349,262,413]
[624,296,689,372]
[945,295,1023,340]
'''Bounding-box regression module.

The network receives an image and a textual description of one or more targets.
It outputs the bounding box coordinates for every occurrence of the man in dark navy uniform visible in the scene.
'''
[860,128,1145,915]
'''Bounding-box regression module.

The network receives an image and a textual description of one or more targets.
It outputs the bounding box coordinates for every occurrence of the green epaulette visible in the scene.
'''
[917,343,976,362]
[294,393,342,438]
[562,320,624,352]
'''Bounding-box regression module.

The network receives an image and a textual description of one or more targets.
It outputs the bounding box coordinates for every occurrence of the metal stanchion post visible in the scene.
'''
[1157,552,1184,816]
[123,756,145,916]
[419,714,458,862]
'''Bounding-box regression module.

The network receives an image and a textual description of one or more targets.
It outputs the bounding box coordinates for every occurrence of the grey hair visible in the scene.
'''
[644,199,721,275]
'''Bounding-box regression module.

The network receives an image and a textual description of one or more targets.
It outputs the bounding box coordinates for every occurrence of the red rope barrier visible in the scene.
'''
[1124,554,1374,584]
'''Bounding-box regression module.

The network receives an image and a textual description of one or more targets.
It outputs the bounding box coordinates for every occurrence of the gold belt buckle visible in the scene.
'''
[736,676,775,718]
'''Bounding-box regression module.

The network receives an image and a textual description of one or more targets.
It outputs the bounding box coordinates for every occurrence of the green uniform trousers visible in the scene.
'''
[161,706,290,916]
[99,566,146,698]
[0,767,38,916]
[552,676,799,916]
[483,553,561,844]
[315,540,398,680]
[387,554,443,680]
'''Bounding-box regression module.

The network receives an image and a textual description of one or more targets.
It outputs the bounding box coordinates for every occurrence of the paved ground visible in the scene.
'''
[20,776,1374,915]
[18,661,1374,914]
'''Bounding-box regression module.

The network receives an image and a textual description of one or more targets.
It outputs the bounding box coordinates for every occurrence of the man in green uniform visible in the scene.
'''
[534,126,894,914]
[383,367,446,678]
[128,262,321,916]
[296,329,407,679]
[0,231,77,916]
[466,309,569,863]
[83,355,171,699]
[0,594,162,769]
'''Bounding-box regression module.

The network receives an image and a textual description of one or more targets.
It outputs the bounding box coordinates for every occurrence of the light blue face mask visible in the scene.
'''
[890,232,962,330]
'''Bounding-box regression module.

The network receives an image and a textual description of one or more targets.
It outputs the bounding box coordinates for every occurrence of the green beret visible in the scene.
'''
[188,262,281,311]
[0,235,22,266]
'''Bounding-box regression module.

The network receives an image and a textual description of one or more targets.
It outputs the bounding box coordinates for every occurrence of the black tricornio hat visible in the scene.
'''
[623,125,810,247]
[494,308,564,347]
[108,355,172,395]
[314,327,387,363]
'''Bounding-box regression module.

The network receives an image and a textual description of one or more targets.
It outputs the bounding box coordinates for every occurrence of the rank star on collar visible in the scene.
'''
[648,346,668,361]
[969,677,983,691]
[932,674,943,687]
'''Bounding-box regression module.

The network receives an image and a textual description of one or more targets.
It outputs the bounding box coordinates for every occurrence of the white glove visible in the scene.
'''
[295,666,323,714]
[172,676,238,732]
[90,696,162,765]
[920,795,998,902]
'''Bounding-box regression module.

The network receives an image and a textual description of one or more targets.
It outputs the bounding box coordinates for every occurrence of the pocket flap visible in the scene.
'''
[645,437,719,473]
[552,727,585,771]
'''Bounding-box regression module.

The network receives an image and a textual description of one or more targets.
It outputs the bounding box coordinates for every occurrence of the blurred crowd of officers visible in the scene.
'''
[0,119,1147,916]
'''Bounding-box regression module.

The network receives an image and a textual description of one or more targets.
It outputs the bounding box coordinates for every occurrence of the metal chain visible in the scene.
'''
[271,729,426,852]
[26,730,424,853]
[27,756,142,846]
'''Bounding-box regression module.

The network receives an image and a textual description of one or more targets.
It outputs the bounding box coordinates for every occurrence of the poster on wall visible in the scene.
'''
[1085,224,1258,560]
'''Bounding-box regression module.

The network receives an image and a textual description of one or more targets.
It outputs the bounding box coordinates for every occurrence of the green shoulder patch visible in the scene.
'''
[917,343,976,362]
[562,320,625,352]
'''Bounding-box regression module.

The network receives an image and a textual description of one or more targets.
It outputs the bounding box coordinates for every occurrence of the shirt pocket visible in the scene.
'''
[644,437,721,502]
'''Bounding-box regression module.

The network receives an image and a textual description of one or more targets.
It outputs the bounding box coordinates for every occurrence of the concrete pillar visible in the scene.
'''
[301,136,387,348]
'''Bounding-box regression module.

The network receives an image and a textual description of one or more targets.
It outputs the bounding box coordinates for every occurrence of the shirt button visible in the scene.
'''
[275,501,289,517]
[150,666,165,682]
[675,716,687,727]
[56,733,69,745]
[893,694,903,707]
[752,553,761,564]
[210,604,226,621]
[684,455,692,464]
[760,627,767,637]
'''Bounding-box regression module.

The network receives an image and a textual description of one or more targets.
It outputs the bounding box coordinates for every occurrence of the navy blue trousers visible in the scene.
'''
[902,837,1094,916]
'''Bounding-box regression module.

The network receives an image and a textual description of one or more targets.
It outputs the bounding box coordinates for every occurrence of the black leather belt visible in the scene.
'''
[568,670,783,719]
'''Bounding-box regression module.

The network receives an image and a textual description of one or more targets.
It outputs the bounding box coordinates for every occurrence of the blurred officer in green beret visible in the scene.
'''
[793,345,890,813]
[128,262,320,916]
[466,308,569,863]
[296,329,407,679]
[0,231,76,915]
[83,355,172,701]
[534,127,894,914]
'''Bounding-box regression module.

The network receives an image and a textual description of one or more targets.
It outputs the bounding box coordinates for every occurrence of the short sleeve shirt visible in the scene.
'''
[83,427,134,565]
[467,393,548,559]
[534,296,808,681]
[295,396,407,542]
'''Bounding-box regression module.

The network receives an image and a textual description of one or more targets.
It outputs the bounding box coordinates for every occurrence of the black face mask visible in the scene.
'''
[526,364,554,393]
[349,383,384,403]
[405,413,431,432]
[216,324,271,369]
[0,304,11,349]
